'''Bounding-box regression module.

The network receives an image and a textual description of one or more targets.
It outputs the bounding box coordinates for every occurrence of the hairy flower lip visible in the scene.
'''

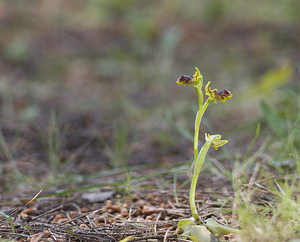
[214,89,232,101]
[176,75,193,86]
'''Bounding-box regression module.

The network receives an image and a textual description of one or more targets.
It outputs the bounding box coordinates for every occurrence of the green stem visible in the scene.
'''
[193,86,203,161]
[190,83,211,223]
[195,85,203,108]
[194,111,200,160]
[193,95,210,161]
[190,140,212,223]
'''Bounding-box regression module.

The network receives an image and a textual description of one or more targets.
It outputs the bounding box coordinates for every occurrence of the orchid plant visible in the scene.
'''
[176,68,238,241]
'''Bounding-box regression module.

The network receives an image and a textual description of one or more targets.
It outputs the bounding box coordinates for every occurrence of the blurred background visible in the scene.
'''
[0,0,299,192]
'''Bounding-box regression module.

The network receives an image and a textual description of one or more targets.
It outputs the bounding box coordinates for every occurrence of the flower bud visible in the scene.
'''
[205,133,228,150]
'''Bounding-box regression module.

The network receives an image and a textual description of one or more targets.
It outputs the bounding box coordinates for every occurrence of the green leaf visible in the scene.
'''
[205,218,239,235]
[189,225,212,242]
[177,218,196,231]
[177,218,213,242]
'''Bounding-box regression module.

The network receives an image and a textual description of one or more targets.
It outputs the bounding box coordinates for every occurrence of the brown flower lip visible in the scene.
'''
[214,89,232,99]
[177,75,193,85]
